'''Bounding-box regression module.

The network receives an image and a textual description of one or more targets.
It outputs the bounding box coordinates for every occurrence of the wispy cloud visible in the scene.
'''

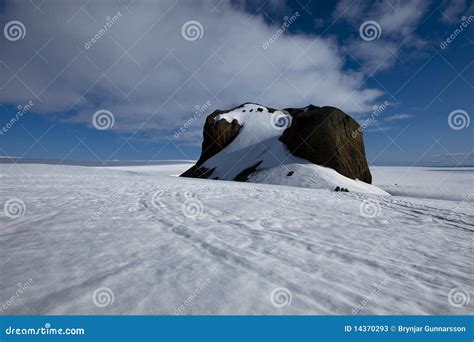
[432,151,474,158]
[384,113,414,122]
[432,151,474,165]
[441,0,467,23]
[362,112,414,133]
[334,0,431,73]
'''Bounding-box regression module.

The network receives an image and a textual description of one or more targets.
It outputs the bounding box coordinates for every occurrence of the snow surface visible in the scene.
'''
[204,104,387,195]
[372,166,474,201]
[106,163,195,177]
[0,163,472,315]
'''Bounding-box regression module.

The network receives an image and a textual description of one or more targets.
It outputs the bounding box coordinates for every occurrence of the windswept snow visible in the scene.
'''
[0,163,472,315]
[372,166,474,201]
[249,163,389,196]
[204,104,386,195]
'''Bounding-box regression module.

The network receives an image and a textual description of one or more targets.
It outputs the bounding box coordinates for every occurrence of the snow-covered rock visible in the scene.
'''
[182,103,384,195]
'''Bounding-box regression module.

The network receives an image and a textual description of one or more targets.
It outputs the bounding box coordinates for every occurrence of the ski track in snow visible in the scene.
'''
[0,163,472,315]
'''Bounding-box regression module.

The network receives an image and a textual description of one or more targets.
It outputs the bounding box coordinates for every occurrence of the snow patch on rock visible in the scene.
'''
[203,103,388,195]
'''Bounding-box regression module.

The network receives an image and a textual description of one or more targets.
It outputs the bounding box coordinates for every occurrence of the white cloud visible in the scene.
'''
[335,0,430,73]
[441,0,467,23]
[383,113,413,121]
[332,0,366,22]
[346,39,399,74]
[373,0,429,36]
[0,0,382,143]
[432,150,474,164]
[335,0,429,35]
[432,151,474,158]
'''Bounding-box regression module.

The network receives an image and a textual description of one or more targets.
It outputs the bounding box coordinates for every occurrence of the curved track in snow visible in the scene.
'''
[0,164,472,315]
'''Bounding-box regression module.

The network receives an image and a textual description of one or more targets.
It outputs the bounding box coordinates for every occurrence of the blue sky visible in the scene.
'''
[0,0,473,166]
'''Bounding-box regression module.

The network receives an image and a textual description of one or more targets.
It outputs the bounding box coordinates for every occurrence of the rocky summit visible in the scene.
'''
[181,103,381,194]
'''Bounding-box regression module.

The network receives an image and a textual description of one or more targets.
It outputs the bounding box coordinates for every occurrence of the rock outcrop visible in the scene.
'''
[181,104,271,178]
[280,106,372,183]
[181,103,372,185]
[181,107,242,178]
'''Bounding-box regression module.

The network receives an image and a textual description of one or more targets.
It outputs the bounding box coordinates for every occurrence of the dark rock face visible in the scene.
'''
[198,109,242,164]
[180,107,243,178]
[280,106,372,183]
[233,161,263,182]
